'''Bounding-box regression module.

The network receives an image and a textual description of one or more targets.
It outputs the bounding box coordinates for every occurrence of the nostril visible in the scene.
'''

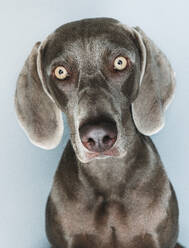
[88,138,95,146]
[103,135,111,144]
[81,137,96,151]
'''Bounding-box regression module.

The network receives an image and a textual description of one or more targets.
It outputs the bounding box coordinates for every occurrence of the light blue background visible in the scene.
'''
[0,0,188,247]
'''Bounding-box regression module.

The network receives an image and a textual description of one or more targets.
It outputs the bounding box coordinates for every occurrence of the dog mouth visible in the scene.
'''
[79,115,119,159]
[84,146,120,160]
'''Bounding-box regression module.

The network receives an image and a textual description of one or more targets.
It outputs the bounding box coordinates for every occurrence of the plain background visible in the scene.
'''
[0,0,188,247]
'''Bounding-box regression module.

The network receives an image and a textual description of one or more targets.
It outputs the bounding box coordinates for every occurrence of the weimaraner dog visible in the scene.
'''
[15,18,184,248]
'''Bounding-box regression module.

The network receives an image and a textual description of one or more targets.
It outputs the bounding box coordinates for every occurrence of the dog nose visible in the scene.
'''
[79,120,117,152]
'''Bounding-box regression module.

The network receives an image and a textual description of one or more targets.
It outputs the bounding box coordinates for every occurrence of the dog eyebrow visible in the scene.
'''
[104,46,135,60]
[47,56,76,75]
[47,46,135,73]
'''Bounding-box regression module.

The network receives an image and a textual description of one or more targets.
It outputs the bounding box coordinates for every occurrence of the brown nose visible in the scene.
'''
[79,120,117,153]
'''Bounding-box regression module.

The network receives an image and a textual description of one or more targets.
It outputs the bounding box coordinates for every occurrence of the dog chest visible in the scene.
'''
[54,192,167,247]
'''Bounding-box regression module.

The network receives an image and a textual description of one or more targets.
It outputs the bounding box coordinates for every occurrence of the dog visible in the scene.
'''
[15,18,184,248]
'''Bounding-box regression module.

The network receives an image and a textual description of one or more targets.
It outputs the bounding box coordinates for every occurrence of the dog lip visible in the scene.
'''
[85,146,119,159]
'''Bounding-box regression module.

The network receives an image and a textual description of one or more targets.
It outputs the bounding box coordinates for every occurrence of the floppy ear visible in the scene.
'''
[15,42,63,149]
[131,27,176,135]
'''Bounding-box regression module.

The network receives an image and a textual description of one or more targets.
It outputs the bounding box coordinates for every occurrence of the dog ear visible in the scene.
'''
[15,42,63,149]
[131,27,175,135]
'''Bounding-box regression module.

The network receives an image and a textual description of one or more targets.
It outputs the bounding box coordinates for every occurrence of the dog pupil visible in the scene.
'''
[118,60,122,65]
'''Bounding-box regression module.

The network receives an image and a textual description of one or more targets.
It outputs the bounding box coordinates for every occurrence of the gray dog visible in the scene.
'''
[15,18,183,248]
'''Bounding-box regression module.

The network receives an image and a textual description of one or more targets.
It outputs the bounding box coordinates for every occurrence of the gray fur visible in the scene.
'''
[15,42,63,149]
[14,18,183,248]
[131,27,175,135]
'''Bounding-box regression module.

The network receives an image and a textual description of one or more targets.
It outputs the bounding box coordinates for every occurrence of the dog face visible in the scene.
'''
[15,18,175,163]
[39,18,141,162]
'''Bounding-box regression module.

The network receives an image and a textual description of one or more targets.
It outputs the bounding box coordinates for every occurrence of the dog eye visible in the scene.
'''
[54,66,68,80]
[113,56,128,71]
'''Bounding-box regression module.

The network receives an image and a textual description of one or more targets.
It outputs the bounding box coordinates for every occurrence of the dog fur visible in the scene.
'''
[15,18,183,248]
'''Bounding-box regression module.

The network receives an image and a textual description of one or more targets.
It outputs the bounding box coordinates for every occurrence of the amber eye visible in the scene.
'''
[113,56,128,71]
[54,66,68,80]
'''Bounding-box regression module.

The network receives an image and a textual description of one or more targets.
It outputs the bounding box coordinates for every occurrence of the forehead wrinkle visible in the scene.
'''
[56,38,108,74]
[81,39,107,72]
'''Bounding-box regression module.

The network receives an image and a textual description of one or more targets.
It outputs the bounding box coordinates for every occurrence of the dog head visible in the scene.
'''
[15,18,175,163]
